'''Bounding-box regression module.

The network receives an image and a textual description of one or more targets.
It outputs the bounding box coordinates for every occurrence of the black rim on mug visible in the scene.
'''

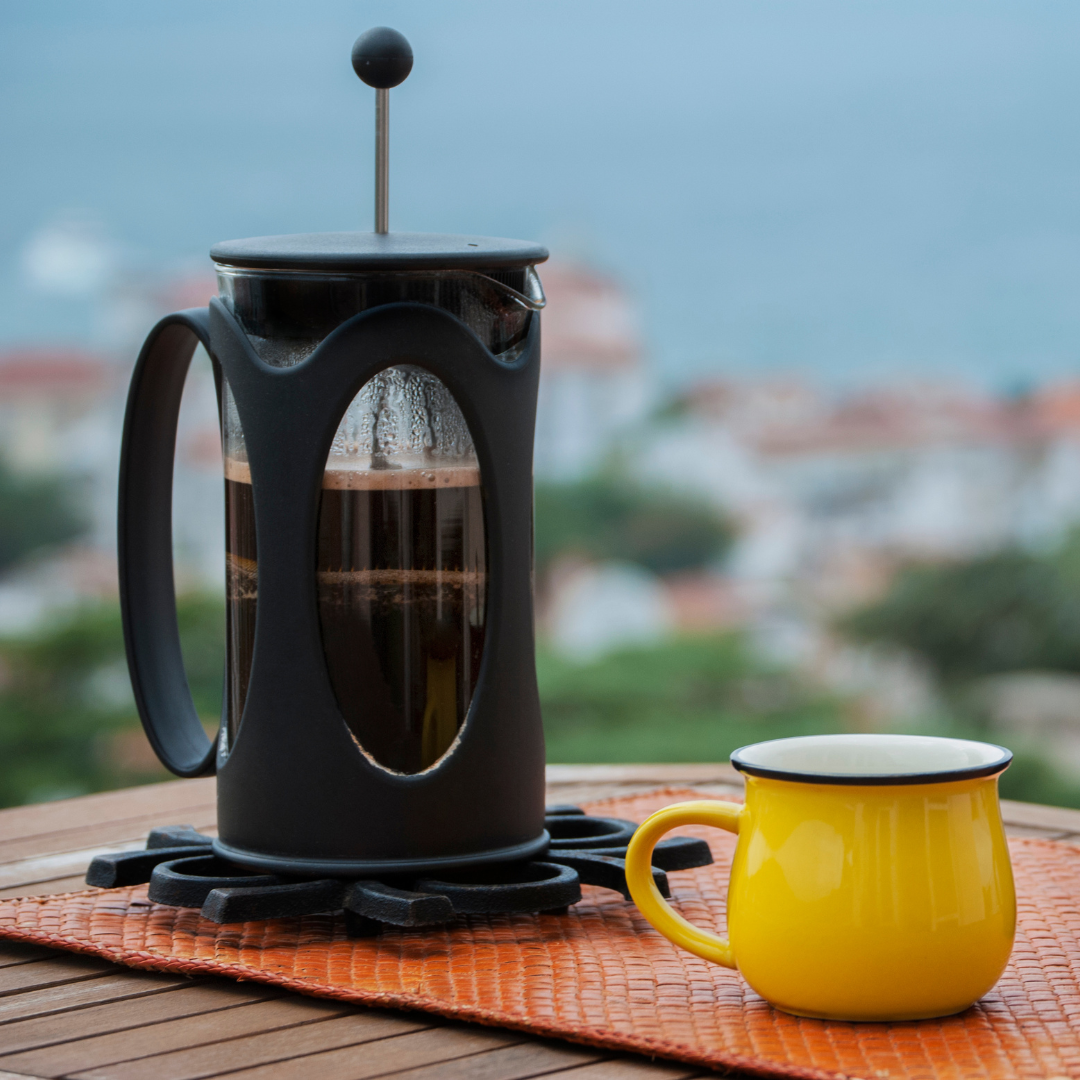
[731,734,1013,786]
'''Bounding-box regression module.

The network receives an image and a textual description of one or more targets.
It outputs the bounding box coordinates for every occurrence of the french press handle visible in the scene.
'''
[117,309,217,777]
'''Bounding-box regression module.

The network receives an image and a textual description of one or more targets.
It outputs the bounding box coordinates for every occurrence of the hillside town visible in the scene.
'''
[7,263,1080,644]
[5,259,1080,763]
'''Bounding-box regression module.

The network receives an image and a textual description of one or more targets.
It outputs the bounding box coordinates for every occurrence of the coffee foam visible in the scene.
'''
[223,457,481,490]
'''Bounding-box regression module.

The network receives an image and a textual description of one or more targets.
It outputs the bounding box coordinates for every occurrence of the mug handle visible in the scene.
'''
[118,309,217,778]
[625,800,742,968]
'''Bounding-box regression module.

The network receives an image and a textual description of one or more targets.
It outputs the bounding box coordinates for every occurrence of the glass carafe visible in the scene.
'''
[217,267,544,773]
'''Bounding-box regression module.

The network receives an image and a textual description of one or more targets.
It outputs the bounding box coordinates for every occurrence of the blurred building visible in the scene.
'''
[0,348,117,475]
[0,347,123,558]
[610,376,1080,708]
[0,347,122,628]
[546,561,674,659]
[534,263,649,479]
[0,271,225,630]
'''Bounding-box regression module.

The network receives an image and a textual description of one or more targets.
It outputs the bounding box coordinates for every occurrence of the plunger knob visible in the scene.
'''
[351,27,413,89]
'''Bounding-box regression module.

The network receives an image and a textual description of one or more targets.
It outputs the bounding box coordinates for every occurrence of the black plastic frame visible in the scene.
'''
[118,310,219,779]
[118,299,547,875]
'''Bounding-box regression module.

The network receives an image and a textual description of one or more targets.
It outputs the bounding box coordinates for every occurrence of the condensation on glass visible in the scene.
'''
[215,267,543,766]
[318,368,484,772]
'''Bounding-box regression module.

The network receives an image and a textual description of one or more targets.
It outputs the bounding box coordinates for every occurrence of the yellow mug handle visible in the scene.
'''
[624,800,743,969]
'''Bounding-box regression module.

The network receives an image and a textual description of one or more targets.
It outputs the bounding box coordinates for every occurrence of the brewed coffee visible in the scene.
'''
[224,458,486,773]
[224,467,256,746]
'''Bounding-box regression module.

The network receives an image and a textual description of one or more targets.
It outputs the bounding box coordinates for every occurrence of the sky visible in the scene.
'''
[2,0,1080,389]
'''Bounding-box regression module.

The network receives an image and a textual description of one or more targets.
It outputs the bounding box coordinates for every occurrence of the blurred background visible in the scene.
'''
[3,0,1080,806]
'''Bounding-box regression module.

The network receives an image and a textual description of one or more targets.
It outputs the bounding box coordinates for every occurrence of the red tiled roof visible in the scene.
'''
[540,264,641,373]
[1028,382,1080,435]
[680,378,1045,455]
[0,349,113,399]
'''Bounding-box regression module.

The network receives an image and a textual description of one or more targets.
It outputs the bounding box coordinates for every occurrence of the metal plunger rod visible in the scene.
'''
[351,28,414,235]
[375,88,389,233]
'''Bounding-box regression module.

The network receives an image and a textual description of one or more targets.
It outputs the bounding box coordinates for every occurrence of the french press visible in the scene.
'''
[94,29,710,926]
[120,27,547,876]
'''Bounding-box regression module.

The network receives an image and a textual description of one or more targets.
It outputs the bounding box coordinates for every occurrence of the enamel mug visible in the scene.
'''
[624,734,1016,1021]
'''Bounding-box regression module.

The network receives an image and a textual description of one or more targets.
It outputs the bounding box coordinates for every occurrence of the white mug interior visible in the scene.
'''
[731,733,1011,785]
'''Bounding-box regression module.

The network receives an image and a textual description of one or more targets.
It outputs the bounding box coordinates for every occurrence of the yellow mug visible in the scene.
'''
[625,734,1016,1021]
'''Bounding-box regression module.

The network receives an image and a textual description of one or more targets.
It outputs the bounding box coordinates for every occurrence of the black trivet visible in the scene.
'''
[86,807,712,936]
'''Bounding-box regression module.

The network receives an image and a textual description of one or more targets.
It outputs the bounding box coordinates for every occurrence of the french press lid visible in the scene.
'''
[209,27,547,276]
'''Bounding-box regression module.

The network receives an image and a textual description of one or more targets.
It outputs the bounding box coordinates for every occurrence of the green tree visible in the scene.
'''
[836,533,1080,809]
[536,627,1080,808]
[540,633,845,763]
[534,477,733,576]
[0,596,224,806]
[839,535,1080,683]
[0,457,86,571]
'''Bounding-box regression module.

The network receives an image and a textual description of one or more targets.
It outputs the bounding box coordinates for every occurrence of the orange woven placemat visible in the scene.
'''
[3,787,1080,1079]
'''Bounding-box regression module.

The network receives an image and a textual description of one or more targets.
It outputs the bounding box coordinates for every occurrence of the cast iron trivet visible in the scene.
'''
[84,805,712,934]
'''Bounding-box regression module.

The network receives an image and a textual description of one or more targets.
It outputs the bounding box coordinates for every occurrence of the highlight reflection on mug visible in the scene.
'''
[760,819,845,905]
[625,734,1016,1022]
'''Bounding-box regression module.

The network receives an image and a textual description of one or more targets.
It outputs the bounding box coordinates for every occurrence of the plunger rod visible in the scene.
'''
[375,87,389,234]
[352,27,413,235]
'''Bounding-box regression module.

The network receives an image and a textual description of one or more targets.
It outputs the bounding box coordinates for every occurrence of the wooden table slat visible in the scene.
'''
[0,973,195,1026]
[999,797,1080,835]
[553,1061,707,1079]
[0,982,276,1056]
[0,845,147,892]
[186,1025,528,1080]
[0,947,54,971]
[545,764,740,785]
[68,1014,457,1080]
[330,1040,605,1080]
[0,781,214,846]
[0,958,117,1000]
[0,996,360,1076]
[0,807,217,868]
[997,823,1074,840]
[0,876,100,902]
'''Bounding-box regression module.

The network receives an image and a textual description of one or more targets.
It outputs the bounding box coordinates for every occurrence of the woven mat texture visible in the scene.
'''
[3,787,1080,1079]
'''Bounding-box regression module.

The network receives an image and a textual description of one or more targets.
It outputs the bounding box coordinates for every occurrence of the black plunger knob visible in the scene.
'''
[351,27,413,89]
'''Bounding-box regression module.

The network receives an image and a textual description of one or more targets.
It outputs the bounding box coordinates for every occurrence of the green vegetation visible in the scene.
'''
[0,457,86,572]
[837,531,1080,807]
[0,596,223,806]
[883,713,1080,808]
[995,751,1080,808]
[3,470,1079,810]
[534,477,733,576]
[539,632,1080,808]
[840,532,1080,683]
[0,597,1076,809]
[540,633,845,763]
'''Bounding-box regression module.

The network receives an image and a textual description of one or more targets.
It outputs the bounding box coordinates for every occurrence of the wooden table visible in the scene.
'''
[0,764,1075,1080]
